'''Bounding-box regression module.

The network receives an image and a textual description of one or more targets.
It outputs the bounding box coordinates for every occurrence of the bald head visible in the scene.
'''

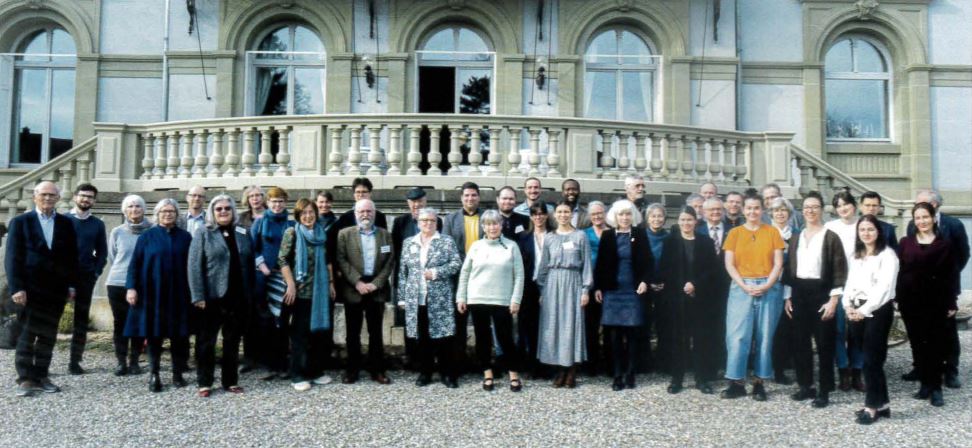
[186,185,206,213]
[33,181,60,215]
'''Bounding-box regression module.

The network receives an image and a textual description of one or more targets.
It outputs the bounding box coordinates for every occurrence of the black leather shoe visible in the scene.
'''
[667,383,683,394]
[38,378,60,394]
[721,382,747,399]
[945,374,962,389]
[612,377,625,392]
[415,374,432,387]
[149,373,163,392]
[751,383,767,401]
[838,368,851,392]
[128,360,143,375]
[510,378,523,392]
[774,371,793,386]
[930,389,944,407]
[114,364,129,377]
[856,409,881,425]
[856,407,890,418]
[791,387,816,401]
[68,363,85,375]
[901,368,919,382]
[913,386,931,400]
[443,377,459,389]
[172,372,188,388]
[812,392,830,408]
[482,378,494,392]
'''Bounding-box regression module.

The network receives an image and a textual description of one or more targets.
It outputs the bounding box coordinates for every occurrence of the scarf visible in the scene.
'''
[296,222,331,332]
[125,218,153,235]
[259,208,289,238]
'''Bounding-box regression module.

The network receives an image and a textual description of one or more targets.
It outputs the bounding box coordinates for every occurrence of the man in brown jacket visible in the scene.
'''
[336,199,395,385]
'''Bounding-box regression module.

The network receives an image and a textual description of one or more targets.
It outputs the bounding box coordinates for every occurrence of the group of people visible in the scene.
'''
[4,176,968,425]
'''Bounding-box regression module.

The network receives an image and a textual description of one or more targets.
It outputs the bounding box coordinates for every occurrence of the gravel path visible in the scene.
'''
[1,332,970,447]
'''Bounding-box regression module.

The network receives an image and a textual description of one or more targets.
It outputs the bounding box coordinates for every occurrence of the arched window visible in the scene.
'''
[584,28,656,122]
[247,24,325,116]
[825,36,891,140]
[5,27,76,165]
[416,26,493,114]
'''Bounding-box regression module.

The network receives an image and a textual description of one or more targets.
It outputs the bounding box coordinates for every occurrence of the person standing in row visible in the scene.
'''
[188,195,256,397]
[858,191,898,253]
[237,185,265,373]
[844,215,899,424]
[251,187,295,379]
[106,195,151,376]
[316,191,337,231]
[593,200,652,391]
[768,197,797,386]
[721,192,785,401]
[513,177,554,218]
[496,186,529,239]
[6,181,79,397]
[66,184,108,375]
[398,208,463,388]
[783,192,848,408]
[517,202,553,377]
[622,175,647,217]
[825,189,863,392]
[897,202,959,407]
[661,206,721,394]
[582,201,608,375]
[237,186,266,228]
[178,186,207,235]
[337,199,394,385]
[699,197,733,373]
[442,182,484,371]
[125,198,192,393]
[278,199,333,392]
[562,179,591,229]
[724,191,744,228]
[456,210,525,392]
[537,202,593,388]
[645,203,670,372]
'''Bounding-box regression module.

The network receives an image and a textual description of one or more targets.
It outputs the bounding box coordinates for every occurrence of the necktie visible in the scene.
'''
[710,226,721,254]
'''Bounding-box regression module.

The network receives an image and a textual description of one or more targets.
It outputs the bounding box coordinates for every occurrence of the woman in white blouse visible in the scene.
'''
[843,214,899,425]
[824,189,862,391]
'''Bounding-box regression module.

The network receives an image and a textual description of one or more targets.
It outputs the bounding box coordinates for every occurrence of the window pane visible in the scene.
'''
[586,31,617,64]
[621,71,652,122]
[422,28,454,57]
[13,69,46,163]
[255,67,288,115]
[293,68,324,115]
[19,31,48,62]
[457,29,489,61]
[825,39,852,73]
[855,39,886,73]
[51,29,76,55]
[49,69,75,158]
[292,26,324,60]
[620,31,650,57]
[459,70,490,114]
[584,71,617,119]
[256,27,289,59]
[826,79,887,139]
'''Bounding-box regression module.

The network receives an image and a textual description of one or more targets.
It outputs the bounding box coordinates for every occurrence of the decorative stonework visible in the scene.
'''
[855,0,879,20]
[614,0,633,12]
[447,0,465,11]
[25,0,46,10]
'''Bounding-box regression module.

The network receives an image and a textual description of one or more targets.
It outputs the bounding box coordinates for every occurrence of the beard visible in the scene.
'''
[76,203,92,211]
[358,217,373,228]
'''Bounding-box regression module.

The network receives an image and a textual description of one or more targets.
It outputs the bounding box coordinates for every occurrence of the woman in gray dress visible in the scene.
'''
[537,202,593,388]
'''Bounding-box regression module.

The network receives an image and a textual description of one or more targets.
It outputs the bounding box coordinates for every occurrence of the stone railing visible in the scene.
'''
[0,136,98,222]
[89,114,795,197]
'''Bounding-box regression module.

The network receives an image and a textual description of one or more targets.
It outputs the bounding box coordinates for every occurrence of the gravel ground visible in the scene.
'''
[1,332,970,448]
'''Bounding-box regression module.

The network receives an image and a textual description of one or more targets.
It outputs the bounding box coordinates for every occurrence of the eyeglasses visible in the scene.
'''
[158,210,177,215]
[214,206,232,212]
[76,194,95,200]
[803,205,822,211]
[418,218,436,223]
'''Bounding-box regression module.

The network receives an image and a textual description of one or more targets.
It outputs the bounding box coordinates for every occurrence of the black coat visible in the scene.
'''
[517,231,543,299]
[4,211,79,306]
[907,212,969,296]
[658,232,721,301]
[500,212,529,240]
[897,235,958,312]
[782,229,848,293]
[593,228,653,292]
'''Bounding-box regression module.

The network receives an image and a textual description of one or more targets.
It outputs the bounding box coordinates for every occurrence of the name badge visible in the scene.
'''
[515,225,525,234]
[235,226,247,235]
[380,245,392,254]
[411,245,419,254]
[563,241,576,250]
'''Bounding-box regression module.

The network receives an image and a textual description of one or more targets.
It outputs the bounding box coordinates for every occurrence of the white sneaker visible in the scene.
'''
[312,375,333,385]
[292,381,312,392]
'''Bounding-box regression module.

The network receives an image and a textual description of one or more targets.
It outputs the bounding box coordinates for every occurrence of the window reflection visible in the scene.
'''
[584,28,655,122]
[825,36,890,140]
[250,25,325,116]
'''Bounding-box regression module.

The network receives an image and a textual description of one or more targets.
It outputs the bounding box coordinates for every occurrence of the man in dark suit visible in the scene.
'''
[859,191,899,252]
[442,181,484,371]
[904,189,970,388]
[697,197,732,374]
[336,199,395,385]
[496,186,529,240]
[5,181,79,397]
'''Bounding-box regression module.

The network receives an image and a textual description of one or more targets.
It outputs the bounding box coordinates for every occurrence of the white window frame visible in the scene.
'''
[244,25,326,116]
[583,27,660,123]
[824,35,893,143]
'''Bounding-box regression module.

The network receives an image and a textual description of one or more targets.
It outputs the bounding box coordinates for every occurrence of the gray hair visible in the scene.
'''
[685,193,704,206]
[623,174,644,187]
[768,196,794,218]
[646,202,666,218]
[480,209,502,227]
[605,199,643,228]
[206,194,238,228]
[241,185,265,210]
[153,198,180,222]
[120,194,146,215]
[417,207,438,220]
[702,197,724,209]
[915,189,943,207]
[33,181,61,197]
[587,200,606,213]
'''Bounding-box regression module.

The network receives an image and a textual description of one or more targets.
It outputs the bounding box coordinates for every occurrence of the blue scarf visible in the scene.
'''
[296,222,331,332]
[259,208,289,239]
[647,227,670,278]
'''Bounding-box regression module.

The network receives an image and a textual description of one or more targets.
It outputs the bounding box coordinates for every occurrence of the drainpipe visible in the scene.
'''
[734,0,741,130]
[162,0,171,121]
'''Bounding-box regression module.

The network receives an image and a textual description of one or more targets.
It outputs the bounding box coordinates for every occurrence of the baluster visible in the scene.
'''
[5,191,21,224]
[19,186,32,213]
[507,127,522,176]
[678,135,692,182]
[546,129,561,178]
[141,134,154,180]
[367,125,384,175]
[275,127,291,176]
[709,139,723,182]
[665,134,679,181]
[166,131,180,178]
[720,140,733,182]
[327,126,345,175]
[797,157,813,196]
[209,130,224,177]
[57,164,73,210]
[153,133,167,179]
[695,138,710,181]
[347,126,363,175]
[428,125,443,176]
[447,125,463,175]
[240,128,256,176]
[649,133,663,180]
[616,132,631,177]
[178,131,193,178]
[468,127,483,176]
[819,174,835,213]
[735,141,749,184]
[405,125,422,175]
[223,129,240,177]
[598,130,615,179]
[486,127,502,176]
[257,129,273,175]
[527,128,542,177]
[193,129,209,178]
[633,133,647,175]
[76,151,92,185]
[387,125,403,175]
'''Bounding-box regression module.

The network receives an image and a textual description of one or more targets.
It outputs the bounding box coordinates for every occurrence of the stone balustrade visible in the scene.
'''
[0,136,97,222]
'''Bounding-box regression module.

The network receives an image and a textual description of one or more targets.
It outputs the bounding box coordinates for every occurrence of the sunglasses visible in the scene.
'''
[214,206,233,212]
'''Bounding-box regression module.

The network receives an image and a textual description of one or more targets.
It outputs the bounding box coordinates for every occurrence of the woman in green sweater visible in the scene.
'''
[457,210,526,392]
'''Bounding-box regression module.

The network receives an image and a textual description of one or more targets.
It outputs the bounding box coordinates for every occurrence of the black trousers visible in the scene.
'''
[196,298,245,388]
[608,326,638,379]
[415,306,455,378]
[849,302,894,408]
[345,299,386,375]
[790,279,837,392]
[69,277,97,365]
[667,295,717,384]
[107,286,143,364]
[633,296,654,373]
[772,305,795,374]
[15,298,66,383]
[901,307,961,378]
[907,306,950,389]
[147,336,189,375]
[453,309,471,372]
[517,289,541,373]
[584,298,604,373]
[469,304,521,373]
[280,299,312,381]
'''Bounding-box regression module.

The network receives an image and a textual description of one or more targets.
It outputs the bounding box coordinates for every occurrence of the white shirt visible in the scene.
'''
[795,228,843,297]
[532,232,545,281]
[824,219,857,261]
[842,248,899,317]
[37,210,56,249]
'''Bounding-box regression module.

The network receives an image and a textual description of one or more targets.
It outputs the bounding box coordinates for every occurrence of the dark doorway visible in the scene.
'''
[418,67,455,173]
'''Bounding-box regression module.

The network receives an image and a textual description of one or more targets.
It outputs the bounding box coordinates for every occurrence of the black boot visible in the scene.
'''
[149,373,163,392]
[901,367,919,381]
[114,356,128,376]
[851,369,865,392]
[129,355,143,375]
[838,368,851,391]
[172,371,188,388]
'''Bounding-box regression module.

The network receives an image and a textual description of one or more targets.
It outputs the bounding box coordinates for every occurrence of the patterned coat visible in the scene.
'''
[397,233,462,339]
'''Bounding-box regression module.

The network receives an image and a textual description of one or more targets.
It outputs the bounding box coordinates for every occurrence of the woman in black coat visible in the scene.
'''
[593,200,653,390]
[516,202,552,376]
[658,206,721,394]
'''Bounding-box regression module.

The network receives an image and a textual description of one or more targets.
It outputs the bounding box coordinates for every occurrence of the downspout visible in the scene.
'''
[162,0,171,121]
[734,0,741,130]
